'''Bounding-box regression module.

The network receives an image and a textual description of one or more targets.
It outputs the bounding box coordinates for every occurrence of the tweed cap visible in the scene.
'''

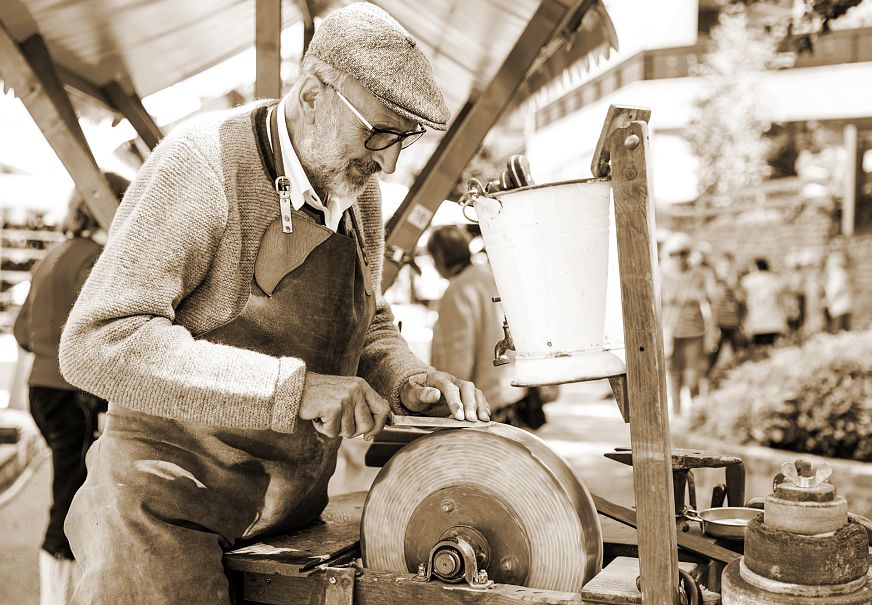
[306,3,450,130]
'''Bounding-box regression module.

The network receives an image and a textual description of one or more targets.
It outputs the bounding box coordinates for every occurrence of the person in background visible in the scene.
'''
[783,255,806,339]
[740,257,788,349]
[707,250,745,371]
[824,249,853,333]
[427,226,546,429]
[660,233,717,416]
[13,173,129,605]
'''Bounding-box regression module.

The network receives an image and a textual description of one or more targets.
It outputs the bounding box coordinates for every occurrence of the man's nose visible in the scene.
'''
[372,143,401,175]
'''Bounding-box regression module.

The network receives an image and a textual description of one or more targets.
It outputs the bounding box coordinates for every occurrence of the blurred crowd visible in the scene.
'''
[659,231,855,416]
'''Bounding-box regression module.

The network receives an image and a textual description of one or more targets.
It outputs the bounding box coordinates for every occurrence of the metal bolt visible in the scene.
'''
[328,576,337,585]
[624,134,640,149]
[500,556,517,572]
[624,167,638,181]
[441,499,454,513]
[417,563,426,577]
[283,215,290,222]
[477,570,488,584]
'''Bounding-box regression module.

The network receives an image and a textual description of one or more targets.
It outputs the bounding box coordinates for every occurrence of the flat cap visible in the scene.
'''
[306,2,450,130]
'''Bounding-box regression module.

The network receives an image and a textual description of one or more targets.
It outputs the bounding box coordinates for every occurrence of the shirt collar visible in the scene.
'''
[271,96,319,213]
[269,96,357,231]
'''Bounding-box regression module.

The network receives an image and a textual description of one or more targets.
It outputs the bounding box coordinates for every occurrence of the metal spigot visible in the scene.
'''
[493,315,514,367]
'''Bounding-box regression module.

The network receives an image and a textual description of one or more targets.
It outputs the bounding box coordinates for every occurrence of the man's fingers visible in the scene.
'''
[363,386,390,440]
[475,389,490,422]
[352,398,375,438]
[435,378,463,420]
[313,412,340,438]
[339,398,357,438]
[459,381,477,421]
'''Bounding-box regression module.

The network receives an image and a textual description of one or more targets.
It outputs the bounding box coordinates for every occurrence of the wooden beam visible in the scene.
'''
[0,23,116,229]
[101,81,163,150]
[240,567,583,604]
[593,495,741,565]
[18,35,89,152]
[255,0,282,99]
[298,0,315,57]
[609,119,681,604]
[56,65,115,110]
[381,0,588,290]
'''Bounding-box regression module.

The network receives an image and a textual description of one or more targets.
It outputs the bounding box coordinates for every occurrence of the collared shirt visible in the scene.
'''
[267,96,355,232]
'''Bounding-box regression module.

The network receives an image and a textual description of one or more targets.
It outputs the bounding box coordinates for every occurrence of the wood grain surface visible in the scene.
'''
[609,119,681,604]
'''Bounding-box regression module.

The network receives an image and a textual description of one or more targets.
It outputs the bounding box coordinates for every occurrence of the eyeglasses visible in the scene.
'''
[323,81,426,151]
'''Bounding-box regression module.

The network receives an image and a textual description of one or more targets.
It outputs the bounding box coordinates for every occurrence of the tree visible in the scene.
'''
[686,5,782,205]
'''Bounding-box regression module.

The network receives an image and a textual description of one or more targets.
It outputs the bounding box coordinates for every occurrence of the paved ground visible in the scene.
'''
[0,379,634,604]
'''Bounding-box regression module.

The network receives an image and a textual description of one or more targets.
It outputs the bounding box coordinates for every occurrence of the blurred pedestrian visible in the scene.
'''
[708,251,746,371]
[783,255,806,339]
[660,233,717,415]
[13,173,128,605]
[740,258,788,349]
[427,226,545,428]
[824,250,853,332]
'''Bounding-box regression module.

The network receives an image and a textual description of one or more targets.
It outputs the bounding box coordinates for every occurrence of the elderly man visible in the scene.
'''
[59,4,488,603]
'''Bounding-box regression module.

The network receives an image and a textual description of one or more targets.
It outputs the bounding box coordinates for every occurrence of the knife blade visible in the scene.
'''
[388,412,493,429]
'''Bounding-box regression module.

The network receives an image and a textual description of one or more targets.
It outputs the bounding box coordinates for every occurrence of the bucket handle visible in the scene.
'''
[457,178,501,224]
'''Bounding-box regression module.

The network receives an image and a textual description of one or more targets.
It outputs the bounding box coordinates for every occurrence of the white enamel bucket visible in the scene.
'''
[472,179,625,386]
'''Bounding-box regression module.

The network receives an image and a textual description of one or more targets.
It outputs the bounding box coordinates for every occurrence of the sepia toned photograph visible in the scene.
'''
[0,1,870,603]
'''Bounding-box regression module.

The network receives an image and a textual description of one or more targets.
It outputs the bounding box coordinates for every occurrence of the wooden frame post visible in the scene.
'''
[603,109,680,604]
[101,81,163,150]
[298,0,315,57]
[0,25,117,229]
[255,0,282,99]
[381,0,592,290]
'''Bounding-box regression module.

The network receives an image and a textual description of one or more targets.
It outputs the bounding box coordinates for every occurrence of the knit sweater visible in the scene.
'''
[59,102,432,434]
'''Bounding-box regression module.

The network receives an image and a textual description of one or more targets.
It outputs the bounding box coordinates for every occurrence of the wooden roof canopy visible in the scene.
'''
[0,0,617,285]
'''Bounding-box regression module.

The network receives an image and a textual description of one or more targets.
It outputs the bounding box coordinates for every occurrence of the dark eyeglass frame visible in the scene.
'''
[322,80,426,151]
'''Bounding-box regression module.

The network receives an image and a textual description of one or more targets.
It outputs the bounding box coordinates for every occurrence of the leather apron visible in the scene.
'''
[65,104,376,605]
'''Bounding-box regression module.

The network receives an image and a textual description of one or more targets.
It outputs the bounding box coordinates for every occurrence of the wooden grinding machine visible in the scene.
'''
[359,107,638,596]
[721,459,872,604]
[360,104,690,603]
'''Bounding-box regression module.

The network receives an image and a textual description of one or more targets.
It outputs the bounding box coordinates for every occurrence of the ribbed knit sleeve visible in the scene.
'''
[59,135,306,433]
[354,179,432,412]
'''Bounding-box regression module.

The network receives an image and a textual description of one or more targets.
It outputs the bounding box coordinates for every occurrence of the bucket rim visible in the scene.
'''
[486,176,611,199]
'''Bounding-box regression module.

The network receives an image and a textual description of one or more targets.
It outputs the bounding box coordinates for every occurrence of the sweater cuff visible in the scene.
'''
[270,357,307,433]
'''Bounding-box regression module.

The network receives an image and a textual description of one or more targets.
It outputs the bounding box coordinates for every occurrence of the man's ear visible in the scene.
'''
[296,74,323,124]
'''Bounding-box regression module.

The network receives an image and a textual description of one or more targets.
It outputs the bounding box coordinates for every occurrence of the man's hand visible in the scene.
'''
[298,373,390,440]
[400,371,490,422]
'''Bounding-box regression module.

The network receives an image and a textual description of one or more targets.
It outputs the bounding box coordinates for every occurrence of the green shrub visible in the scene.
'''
[689,331,872,461]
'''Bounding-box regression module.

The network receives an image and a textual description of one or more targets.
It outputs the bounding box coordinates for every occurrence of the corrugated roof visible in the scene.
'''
[0,0,615,123]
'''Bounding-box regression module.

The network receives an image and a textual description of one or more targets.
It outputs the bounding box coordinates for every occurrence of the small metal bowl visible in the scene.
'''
[684,507,761,540]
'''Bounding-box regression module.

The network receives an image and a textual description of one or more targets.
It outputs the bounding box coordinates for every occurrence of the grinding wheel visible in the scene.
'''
[361,423,602,592]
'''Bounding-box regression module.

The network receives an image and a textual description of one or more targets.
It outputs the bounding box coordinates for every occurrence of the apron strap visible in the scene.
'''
[267,105,326,228]
[268,106,294,234]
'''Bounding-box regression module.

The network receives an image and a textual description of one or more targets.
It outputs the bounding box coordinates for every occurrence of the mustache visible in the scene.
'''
[350,159,381,176]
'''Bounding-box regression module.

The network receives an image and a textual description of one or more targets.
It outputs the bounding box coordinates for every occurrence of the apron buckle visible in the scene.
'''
[275,176,293,233]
